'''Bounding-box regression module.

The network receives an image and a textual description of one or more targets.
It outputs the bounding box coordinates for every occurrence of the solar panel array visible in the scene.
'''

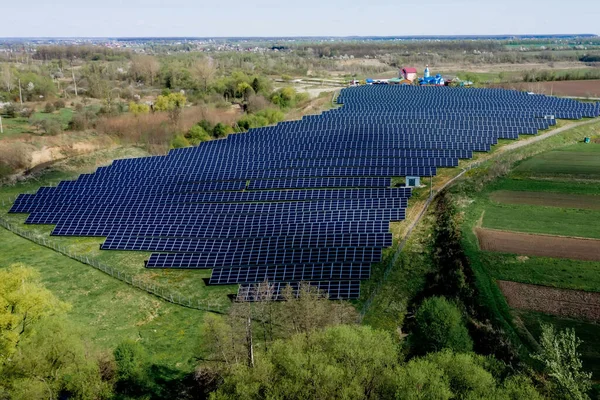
[10,86,600,301]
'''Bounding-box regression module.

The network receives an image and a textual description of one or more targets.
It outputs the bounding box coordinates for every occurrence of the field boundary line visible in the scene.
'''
[0,216,227,315]
[360,118,600,318]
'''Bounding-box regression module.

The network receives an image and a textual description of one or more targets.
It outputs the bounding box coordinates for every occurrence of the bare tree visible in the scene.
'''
[192,57,216,92]
[1,63,12,91]
[130,55,161,86]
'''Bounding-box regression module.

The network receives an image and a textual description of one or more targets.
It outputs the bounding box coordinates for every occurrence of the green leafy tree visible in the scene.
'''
[154,92,187,124]
[0,264,70,364]
[412,296,473,354]
[395,350,542,400]
[0,264,112,399]
[533,324,592,400]
[185,125,212,145]
[211,325,399,400]
[128,101,150,116]
[212,122,232,138]
[113,340,153,397]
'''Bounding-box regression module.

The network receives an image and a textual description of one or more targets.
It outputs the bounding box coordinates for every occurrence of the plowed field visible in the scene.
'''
[498,280,600,321]
[476,228,600,261]
[499,80,600,98]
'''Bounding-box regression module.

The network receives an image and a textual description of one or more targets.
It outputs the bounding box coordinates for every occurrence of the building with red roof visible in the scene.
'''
[401,67,418,82]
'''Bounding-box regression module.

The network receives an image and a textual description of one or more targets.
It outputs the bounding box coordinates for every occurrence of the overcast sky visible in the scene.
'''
[1,0,599,37]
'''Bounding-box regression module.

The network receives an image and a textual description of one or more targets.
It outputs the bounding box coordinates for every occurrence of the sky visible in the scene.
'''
[1,0,599,38]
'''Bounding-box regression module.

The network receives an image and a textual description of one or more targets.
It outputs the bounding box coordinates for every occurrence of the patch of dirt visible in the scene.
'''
[476,228,600,261]
[490,190,600,210]
[498,280,600,321]
[496,80,600,98]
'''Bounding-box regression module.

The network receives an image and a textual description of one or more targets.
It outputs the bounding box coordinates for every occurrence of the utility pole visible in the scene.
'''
[0,115,3,134]
[18,78,23,104]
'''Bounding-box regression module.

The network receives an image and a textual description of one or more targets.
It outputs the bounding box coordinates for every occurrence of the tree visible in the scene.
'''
[192,57,216,92]
[0,264,70,365]
[395,350,543,400]
[4,318,113,400]
[1,63,12,91]
[533,324,592,400]
[113,340,153,396]
[0,264,112,399]
[211,325,399,400]
[185,125,212,145]
[236,82,254,101]
[412,296,473,354]
[154,92,187,124]
[130,55,161,85]
[129,101,150,116]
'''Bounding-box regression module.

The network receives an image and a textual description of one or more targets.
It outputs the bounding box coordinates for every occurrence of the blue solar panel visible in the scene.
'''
[11,85,596,301]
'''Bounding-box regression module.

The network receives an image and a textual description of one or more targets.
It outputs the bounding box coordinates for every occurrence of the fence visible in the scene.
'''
[0,213,228,315]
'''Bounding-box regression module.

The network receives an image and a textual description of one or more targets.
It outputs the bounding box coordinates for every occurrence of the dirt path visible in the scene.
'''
[498,280,600,321]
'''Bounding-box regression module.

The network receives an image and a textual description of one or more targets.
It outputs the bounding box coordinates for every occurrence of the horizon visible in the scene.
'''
[2,0,600,38]
[0,33,598,41]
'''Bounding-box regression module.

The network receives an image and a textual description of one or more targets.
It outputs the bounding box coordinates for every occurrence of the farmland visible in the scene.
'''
[457,124,600,376]
[502,80,600,98]
[2,34,600,397]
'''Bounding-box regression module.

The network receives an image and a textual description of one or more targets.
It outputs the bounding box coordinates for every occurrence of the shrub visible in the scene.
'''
[212,122,232,138]
[185,125,211,145]
[69,110,97,131]
[171,134,190,149]
[19,107,35,118]
[44,102,55,113]
[412,296,473,354]
[129,102,150,116]
[2,103,18,118]
[246,94,270,114]
[74,103,84,112]
[53,99,66,110]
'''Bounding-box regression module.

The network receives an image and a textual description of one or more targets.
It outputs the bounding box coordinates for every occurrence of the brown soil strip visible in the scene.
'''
[498,280,600,321]
[476,228,600,261]
[496,80,600,98]
[490,190,600,210]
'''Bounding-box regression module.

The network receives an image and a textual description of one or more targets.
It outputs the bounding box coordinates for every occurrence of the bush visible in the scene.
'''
[212,122,232,138]
[69,110,97,131]
[19,107,35,118]
[53,99,66,110]
[2,103,18,118]
[44,102,55,113]
[185,125,211,145]
[74,103,84,112]
[246,94,270,114]
[31,118,63,135]
[129,101,150,115]
[171,134,190,149]
[412,296,473,354]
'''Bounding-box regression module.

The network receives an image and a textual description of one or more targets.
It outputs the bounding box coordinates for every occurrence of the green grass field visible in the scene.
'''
[482,202,600,239]
[0,226,207,368]
[1,108,73,137]
[513,142,600,179]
